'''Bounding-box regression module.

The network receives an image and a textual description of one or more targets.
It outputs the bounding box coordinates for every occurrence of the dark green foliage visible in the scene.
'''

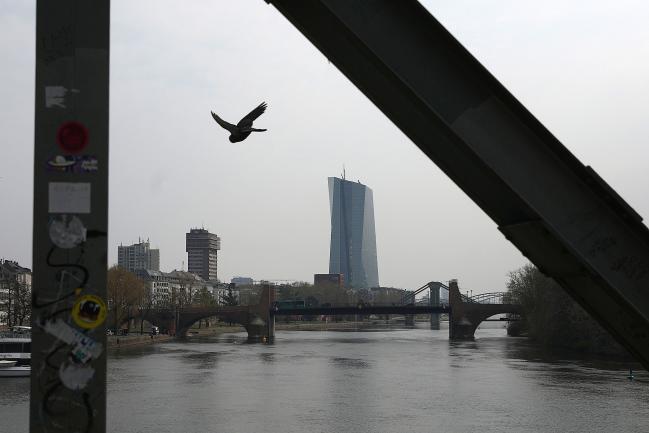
[221,286,239,306]
[196,286,217,307]
[507,264,625,355]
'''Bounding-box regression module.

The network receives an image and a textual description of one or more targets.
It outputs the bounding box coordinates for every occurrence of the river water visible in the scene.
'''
[2,324,648,433]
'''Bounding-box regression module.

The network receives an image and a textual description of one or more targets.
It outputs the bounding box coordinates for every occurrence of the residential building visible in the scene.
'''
[209,282,231,306]
[231,276,254,286]
[134,269,171,306]
[186,228,221,281]
[0,259,32,326]
[117,238,160,273]
[328,176,379,288]
[314,273,344,289]
[136,269,231,307]
[167,270,205,306]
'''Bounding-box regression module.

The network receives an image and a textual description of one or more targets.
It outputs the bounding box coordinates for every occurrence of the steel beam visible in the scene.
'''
[32,1,110,432]
[266,0,649,368]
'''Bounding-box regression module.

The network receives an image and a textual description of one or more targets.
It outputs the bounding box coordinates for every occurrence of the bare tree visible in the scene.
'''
[220,286,239,306]
[107,266,145,333]
[138,284,156,335]
[12,280,31,326]
[0,278,31,327]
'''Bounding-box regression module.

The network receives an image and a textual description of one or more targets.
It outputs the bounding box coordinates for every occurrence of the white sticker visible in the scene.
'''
[45,86,79,108]
[42,319,103,361]
[48,182,91,214]
[49,215,87,248]
[59,362,95,390]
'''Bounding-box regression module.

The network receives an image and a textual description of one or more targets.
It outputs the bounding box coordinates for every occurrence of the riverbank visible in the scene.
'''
[108,333,173,350]
[108,325,244,350]
[185,325,244,337]
[274,320,429,331]
[107,320,431,348]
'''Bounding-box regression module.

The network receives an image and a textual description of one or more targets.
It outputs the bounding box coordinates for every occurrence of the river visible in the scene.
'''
[2,324,648,433]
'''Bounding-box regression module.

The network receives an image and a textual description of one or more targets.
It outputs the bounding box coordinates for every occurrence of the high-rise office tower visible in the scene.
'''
[328,176,379,288]
[186,228,221,281]
[117,238,160,273]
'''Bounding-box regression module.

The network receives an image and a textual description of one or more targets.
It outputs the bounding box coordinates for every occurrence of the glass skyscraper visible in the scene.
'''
[328,176,379,288]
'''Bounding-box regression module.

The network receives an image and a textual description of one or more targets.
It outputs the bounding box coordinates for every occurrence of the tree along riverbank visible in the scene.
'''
[506,264,629,357]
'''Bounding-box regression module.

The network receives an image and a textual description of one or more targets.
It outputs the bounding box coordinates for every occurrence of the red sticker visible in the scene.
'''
[57,121,89,154]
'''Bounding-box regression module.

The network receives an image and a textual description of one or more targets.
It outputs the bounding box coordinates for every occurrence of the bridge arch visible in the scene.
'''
[175,310,249,337]
[108,309,176,334]
[448,281,522,339]
[108,286,277,339]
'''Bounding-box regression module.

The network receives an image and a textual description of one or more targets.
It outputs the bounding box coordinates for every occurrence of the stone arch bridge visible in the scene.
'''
[110,286,275,340]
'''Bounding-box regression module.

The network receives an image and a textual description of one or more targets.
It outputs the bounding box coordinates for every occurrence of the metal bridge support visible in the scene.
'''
[429,283,441,330]
[266,0,649,369]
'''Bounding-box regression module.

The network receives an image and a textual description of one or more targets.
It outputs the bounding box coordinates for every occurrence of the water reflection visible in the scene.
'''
[331,357,371,369]
[182,351,220,369]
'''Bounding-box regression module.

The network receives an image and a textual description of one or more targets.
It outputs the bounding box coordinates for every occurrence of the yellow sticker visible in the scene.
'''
[71,294,107,329]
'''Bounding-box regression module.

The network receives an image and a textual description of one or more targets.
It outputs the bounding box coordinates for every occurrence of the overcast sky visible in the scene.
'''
[1,0,648,293]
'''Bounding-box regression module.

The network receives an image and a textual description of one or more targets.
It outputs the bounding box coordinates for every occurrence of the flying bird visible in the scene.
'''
[211,102,268,143]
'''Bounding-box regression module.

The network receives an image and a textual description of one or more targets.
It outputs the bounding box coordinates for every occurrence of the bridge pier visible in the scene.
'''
[245,315,275,342]
[429,283,441,330]
[246,285,275,342]
[405,315,415,327]
[449,312,480,339]
[430,313,440,330]
[448,280,522,340]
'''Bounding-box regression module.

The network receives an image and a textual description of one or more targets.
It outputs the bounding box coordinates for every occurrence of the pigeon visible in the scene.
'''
[211,102,268,143]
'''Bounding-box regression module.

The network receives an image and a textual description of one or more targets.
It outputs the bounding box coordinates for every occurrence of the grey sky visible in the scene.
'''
[1,0,648,293]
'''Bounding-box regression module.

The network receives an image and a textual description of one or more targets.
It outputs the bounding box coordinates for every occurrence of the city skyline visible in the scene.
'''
[2,1,649,293]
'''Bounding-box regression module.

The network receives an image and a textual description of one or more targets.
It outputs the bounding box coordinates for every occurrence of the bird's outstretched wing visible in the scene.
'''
[211,111,237,133]
[238,102,267,126]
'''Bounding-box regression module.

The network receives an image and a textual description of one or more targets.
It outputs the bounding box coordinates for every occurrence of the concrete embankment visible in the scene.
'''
[184,325,244,337]
[108,325,245,350]
[108,334,173,350]
[274,320,415,331]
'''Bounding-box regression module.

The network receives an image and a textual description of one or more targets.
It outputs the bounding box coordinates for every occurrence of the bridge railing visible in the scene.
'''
[399,283,517,307]
[401,281,480,306]
[466,292,513,305]
[399,282,430,305]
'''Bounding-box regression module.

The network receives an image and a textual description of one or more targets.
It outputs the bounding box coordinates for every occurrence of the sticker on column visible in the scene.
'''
[45,86,79,109]
[48,182,91,213]
[71,295,107,329]
[49,215,87,248]
[46,155,98,173]
[42,319,103,360]
[59,362,95,390]
[57,121,88,154]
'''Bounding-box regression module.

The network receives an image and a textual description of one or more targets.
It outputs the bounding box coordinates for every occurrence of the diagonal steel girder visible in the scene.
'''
[265,0,649,368]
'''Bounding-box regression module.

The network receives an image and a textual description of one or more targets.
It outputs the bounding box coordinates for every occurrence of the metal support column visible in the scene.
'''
[429,284,440,330]
[31,1,110,432]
